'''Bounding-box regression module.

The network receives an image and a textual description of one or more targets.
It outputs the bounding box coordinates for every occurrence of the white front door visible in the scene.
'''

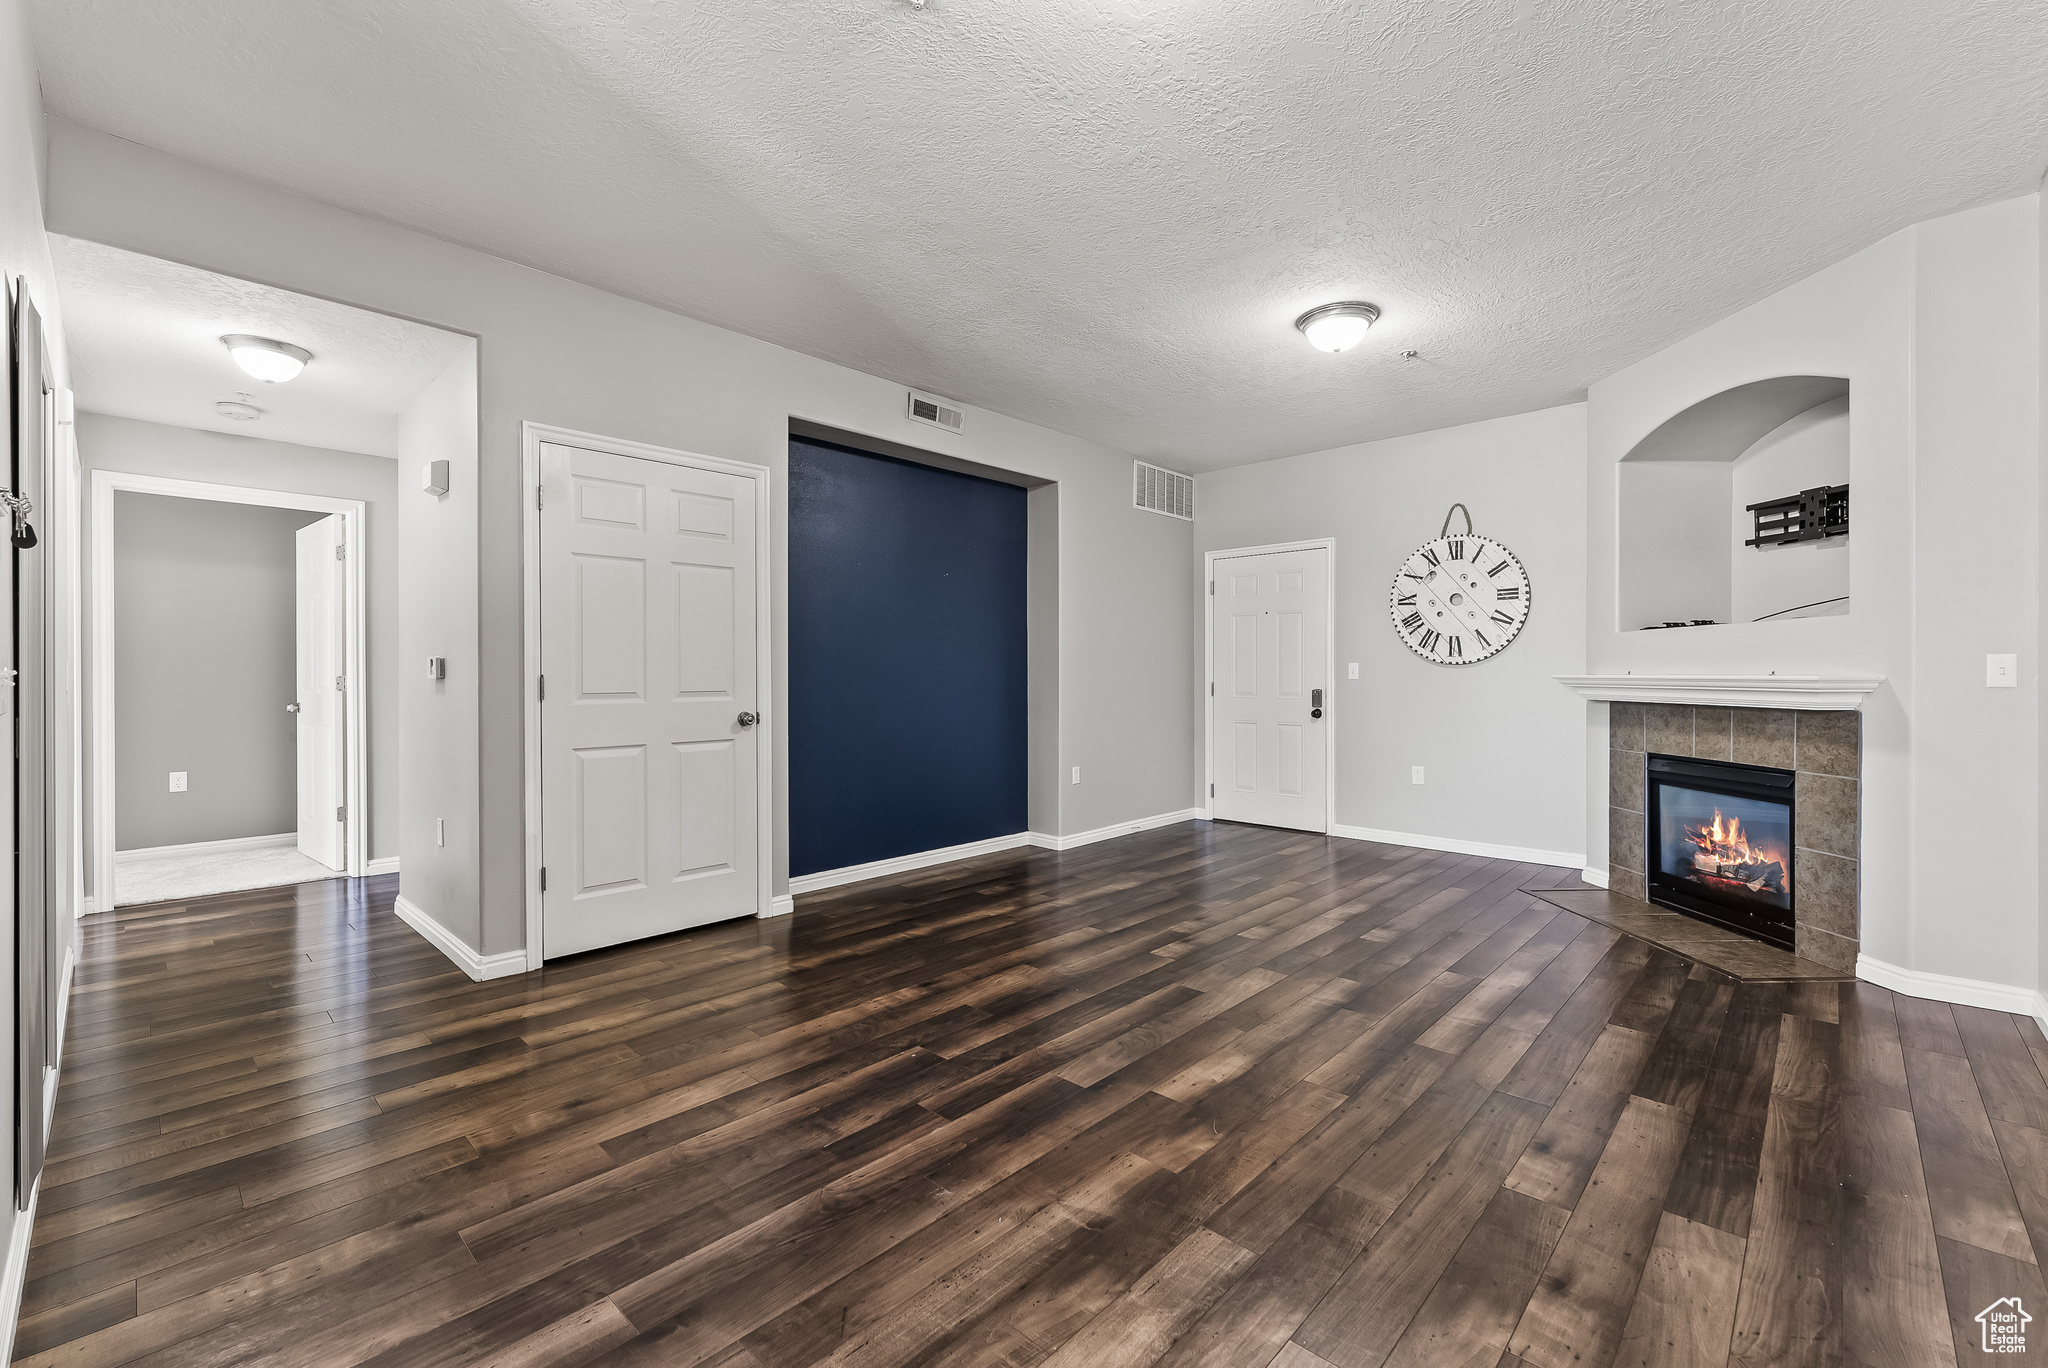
[539,441,761,958]
[1211,545,1330,832]
[294,514,346,870]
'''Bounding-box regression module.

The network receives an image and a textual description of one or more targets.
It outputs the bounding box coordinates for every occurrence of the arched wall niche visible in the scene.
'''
[1617,375,1850,631]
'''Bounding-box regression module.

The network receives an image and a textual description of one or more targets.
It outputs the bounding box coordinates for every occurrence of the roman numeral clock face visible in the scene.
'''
[1389,534,1531,665]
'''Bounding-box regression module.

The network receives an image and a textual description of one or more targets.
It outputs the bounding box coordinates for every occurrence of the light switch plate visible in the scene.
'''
[1348,662,1360,679]
[1987,654,2018,687]
[1411,766,1425,785]
[168,771,187,792]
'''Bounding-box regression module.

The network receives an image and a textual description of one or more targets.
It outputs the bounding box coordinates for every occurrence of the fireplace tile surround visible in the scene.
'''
[1609,701,1860,970]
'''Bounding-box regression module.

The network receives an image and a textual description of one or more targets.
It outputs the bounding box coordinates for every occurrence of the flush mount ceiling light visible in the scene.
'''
[221,334,312,383]
[1294,301,1381,353]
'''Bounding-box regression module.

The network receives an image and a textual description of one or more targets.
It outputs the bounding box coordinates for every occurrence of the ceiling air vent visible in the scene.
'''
[907,389,964,433]
[1133,460,1194,521]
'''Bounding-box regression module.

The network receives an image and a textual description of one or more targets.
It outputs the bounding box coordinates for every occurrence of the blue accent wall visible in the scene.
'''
[788,437,1028,877]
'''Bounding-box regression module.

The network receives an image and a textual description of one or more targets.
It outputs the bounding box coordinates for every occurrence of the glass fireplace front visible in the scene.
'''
[1645,754,1795,949]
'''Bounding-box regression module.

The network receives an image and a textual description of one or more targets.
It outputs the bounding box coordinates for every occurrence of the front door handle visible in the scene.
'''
[1310,688,1324,720]
[286,702,301,714]
[737,711,759,728]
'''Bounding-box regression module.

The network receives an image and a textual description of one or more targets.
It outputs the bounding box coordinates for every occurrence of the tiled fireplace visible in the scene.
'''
[1608,702,1860,970]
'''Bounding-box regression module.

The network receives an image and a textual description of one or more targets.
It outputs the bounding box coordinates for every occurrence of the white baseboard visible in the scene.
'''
[115,831,295,863]
[393,894,528,981]
[1028,808,1206,852]
[0,1174,40,1366]
[9,937,80,1359]
[1329,824,1583,871]
[1580,867,1610,889]
[1857,954,2048,1036]
[364,856,400,876]
[782,808,1209,904]
[764,894,793,918]
[788,831,1034,895]
[78,895,97,917]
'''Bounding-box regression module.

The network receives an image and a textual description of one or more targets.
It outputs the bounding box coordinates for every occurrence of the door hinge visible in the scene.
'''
[537,674,545,701]
[336,805,346,823]
[1209,682,1214,696]
[334,544,345,560]
[1208,580,1214,595]
[539,866,548,892]
[537,484,544,510]
[1209,783,1215,797]
[336,675,345,691]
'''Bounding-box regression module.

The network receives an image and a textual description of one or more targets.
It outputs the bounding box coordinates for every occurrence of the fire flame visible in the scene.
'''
[1681,806,1789,895]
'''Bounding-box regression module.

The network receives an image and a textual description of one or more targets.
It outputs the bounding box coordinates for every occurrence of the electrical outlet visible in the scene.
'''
[168,771,187,793]
[1348,662,1359,679]
[1411,766,1425,785]
[436,818,446,847]
[1987,654,2018,688]
[1071,766,1081,785]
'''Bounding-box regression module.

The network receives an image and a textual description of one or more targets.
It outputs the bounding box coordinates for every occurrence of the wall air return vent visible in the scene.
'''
[1133,460,1194,521]
[907,389,965,433]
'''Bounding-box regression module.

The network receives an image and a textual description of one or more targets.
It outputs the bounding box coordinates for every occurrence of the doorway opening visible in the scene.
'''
[53,233,476,915]
[88,473,367,906]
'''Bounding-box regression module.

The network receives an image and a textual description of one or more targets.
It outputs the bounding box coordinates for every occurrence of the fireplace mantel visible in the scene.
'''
[1555,674,1884,709]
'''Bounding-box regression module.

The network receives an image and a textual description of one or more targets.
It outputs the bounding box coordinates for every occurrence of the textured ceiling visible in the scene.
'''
[53,236,473,457]
[30,0,2048,470]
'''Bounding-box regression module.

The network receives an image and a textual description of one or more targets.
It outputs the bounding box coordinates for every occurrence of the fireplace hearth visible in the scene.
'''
[1646,754,1795,948]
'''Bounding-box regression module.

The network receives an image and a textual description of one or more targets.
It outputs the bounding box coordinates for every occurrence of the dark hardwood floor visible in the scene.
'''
[15,822,2047,1367]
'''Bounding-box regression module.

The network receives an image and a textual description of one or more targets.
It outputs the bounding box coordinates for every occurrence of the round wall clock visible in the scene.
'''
[1389,505,1531,665]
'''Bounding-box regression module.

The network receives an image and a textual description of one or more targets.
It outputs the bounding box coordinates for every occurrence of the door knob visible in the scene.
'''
[736,711,759,728]
[286,702,301,714]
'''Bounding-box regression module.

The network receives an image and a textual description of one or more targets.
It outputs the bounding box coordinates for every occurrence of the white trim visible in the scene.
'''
[1330,823,1584,870]
[767,894,793,918]
[779,809,1210,903]
[113,831,296,863]
[1555,674,1885,709]
[789,831,1031,895]
[1029,807,1206,852]
[365,855,400,876]
[0,1177,39,1366]
[1580,867,1611,889]
[78,896,96,918]
[1857,954,2048,1037]
[394,893,527,981]
[1202,539,1337,831]
[89,470,369,911]
[7,942,78,1361]
[521,424,775,967]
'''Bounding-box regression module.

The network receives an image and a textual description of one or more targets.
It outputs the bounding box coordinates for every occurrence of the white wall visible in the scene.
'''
[1616,461,1732,629]
[0,0,71,1336]
[75,412,402,869]
[45,121,1195,958]
[111,492,323,849]
[1586,193,2041,996]
[1195,404,1588,863]
[1908,196,2039,991]
[1728,397,1850,624]
[396,348,480,948]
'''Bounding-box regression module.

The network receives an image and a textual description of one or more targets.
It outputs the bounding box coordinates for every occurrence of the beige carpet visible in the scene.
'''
[115,843,344,907]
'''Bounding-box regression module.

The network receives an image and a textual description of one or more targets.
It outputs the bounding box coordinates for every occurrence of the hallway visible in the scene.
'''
[14,824,2046,1367]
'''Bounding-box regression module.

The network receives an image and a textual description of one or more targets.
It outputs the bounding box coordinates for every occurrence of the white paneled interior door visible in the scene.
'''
[539,441,761,958]
[1211,545,1331,832]
[294,514,346,870]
